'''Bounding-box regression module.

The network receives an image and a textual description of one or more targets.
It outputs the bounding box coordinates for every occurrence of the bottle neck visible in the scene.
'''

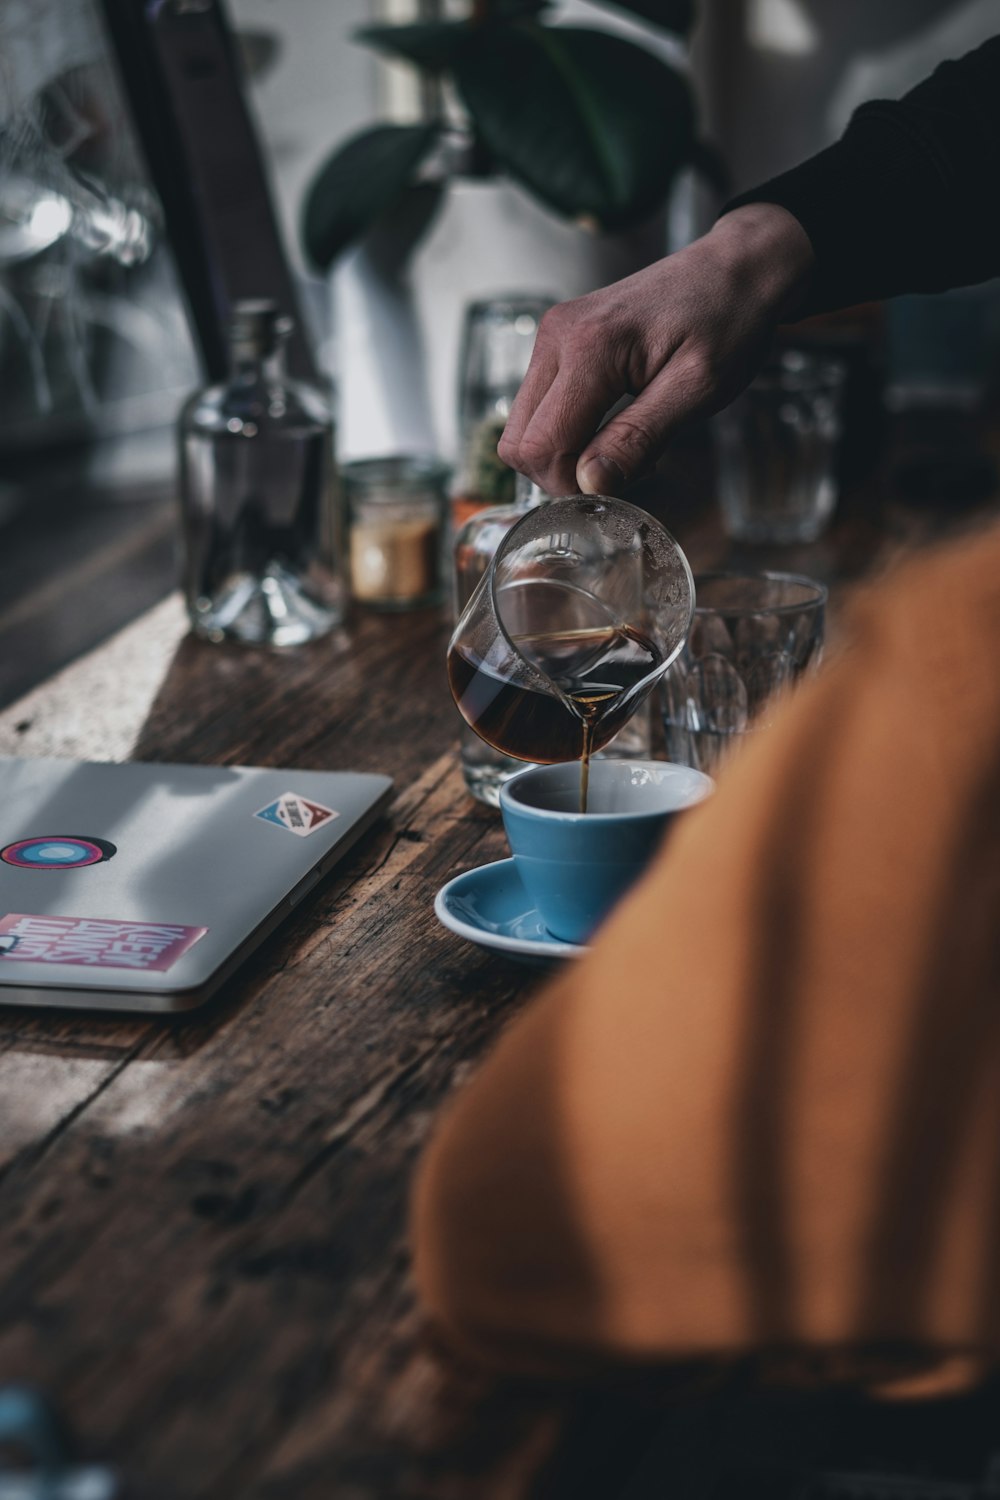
[230,344,286,384]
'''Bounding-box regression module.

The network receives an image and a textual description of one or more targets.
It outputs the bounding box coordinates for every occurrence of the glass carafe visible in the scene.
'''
[447,495,693,773]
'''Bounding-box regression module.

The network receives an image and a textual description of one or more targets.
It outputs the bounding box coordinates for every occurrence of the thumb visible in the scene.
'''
[576,357,712,494]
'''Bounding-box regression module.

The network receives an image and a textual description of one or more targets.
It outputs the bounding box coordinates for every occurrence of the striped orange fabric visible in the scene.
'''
[413,520,1000,1381]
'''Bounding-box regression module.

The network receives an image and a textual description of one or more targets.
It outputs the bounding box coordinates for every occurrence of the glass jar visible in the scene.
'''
[344,456,450,610]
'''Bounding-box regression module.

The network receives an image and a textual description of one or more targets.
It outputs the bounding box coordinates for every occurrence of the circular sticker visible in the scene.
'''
[1,836,117,870]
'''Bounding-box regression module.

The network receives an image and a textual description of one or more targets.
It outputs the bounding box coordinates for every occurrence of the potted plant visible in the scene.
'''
[304,0,722,461]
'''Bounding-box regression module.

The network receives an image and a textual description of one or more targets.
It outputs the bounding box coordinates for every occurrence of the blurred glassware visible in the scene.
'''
[178,300,345,646]
[345,455,449,611]
[661,572,826,775]
[452,294,554,528]
[0,14,198,466]
[886,284,1000,413]
[714,348,846,544]
[0,174,155,272]
[0,179,72,265]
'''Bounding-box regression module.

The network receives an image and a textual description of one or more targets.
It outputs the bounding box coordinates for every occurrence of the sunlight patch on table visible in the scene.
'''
[0,1050,113,1162]
[0,595,188,761]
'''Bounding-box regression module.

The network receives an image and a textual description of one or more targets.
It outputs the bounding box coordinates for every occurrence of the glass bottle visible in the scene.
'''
[179,300,346,646]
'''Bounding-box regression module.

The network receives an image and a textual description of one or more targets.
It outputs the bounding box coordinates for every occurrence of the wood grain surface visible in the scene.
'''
[0,589,623,1499]
[1,425,997,1497]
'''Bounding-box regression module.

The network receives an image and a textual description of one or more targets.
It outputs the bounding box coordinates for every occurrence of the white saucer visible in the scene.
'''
[434,858,587,964]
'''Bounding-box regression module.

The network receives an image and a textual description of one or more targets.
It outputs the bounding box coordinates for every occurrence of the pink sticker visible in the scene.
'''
[0,914,207,972]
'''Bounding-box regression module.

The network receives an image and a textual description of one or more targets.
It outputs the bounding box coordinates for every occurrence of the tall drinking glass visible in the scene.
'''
[453,295,554,524]
[715,349,846,544]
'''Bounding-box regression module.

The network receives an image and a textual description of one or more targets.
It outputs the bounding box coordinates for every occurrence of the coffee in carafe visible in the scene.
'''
[447,622,661,763]
[448,620,662,811]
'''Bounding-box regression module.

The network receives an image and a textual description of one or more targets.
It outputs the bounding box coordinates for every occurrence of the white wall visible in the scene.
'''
[227,0,380,275]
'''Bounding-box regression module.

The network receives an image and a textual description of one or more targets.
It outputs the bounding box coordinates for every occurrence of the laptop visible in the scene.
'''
[0,758,393,1013]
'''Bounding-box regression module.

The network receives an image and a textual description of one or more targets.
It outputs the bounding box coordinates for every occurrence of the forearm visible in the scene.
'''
[699,201,816,324]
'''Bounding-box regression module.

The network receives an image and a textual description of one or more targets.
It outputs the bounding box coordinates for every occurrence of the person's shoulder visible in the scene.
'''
[844,520,1000,667]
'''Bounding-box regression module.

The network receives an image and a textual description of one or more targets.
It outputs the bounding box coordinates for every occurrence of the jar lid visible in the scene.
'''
[343,456,451,498]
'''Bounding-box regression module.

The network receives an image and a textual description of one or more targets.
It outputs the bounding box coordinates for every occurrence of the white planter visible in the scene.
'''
[332,177,666,465]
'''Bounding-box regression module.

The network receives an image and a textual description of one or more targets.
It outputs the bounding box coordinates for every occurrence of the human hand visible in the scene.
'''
[497,203,815,496]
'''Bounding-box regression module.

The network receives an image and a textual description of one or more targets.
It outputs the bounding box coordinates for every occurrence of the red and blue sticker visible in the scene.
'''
[1,836,116,870]
[254,792,338,838]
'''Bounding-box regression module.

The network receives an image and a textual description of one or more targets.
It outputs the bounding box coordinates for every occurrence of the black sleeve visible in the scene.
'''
[721,36,1000,315]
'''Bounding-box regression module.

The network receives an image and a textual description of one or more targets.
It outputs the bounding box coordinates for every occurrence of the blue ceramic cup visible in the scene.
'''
[499,759,713,944]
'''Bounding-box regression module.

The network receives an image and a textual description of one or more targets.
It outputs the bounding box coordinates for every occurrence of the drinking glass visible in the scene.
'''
[448,495,694,771]
[661,572,826,775]
[714,349,846,544]
[453,295,555,523]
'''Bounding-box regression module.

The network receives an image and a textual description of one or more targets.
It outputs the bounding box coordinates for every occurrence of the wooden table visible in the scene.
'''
[0,433,997,1498]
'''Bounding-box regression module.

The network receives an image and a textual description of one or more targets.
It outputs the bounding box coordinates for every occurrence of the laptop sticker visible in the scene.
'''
[254,793,339,838]
[0,914,207,972]
[1,837,117,870]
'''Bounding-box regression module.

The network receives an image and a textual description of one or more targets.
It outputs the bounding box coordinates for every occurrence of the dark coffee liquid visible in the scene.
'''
[447,625,661,804]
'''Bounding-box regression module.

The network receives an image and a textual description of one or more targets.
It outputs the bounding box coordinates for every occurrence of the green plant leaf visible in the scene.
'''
[302,122,440,270]
[354,2,551,71]
[453,24,696,231]
[590,0,695,36]
[354,21,473,71]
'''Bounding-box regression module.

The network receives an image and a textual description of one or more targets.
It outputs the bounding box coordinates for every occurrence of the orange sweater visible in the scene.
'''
[414,521,1000,1380]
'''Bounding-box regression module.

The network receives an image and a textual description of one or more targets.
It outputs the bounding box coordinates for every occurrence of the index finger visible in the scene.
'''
[497,338,559,473]
[514,363,624,496]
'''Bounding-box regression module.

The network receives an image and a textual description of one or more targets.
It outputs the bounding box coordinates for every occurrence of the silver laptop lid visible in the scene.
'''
[0,759,392,1000]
